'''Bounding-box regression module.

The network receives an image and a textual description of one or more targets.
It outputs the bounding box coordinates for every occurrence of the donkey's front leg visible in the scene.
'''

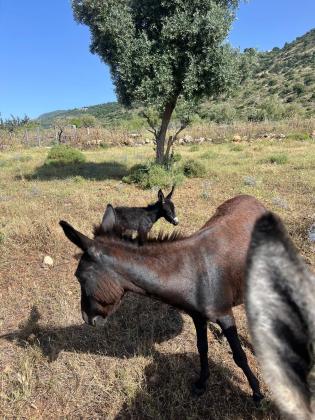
[217,313,263,405]
[191,313,210,395]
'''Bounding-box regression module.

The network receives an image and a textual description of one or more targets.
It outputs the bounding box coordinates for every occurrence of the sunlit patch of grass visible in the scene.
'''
[261,153,289,165]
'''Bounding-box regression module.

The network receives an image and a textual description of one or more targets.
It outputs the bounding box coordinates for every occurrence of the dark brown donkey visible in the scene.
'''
[60,194,266,403]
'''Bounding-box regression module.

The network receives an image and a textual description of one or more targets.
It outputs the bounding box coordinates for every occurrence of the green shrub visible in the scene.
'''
[230,144,244,152]
[100,143,111,149]
[123,163,184,189]
[189,145,200,152]
[264,154,288,165]
[46,145,86,166]
[181,159,206,178]
[200,150,218,160]
[171,152,182,163]
[293,83,305,95]
[287,132,311,141]
[72,175,85,183]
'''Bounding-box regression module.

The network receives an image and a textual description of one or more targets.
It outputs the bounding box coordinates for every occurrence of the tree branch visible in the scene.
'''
[142,112,158,138]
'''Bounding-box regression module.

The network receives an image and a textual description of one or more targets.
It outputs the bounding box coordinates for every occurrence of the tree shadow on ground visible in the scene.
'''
[26,161,129,181]
[116,351,279,420]
[1,297,183,361]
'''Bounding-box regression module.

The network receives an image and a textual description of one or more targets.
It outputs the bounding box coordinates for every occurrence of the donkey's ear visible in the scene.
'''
[158,189,165,202]
[59,221,93,251]
[246,212,315,419]
[101,204,116,232]
[166,185,175,200]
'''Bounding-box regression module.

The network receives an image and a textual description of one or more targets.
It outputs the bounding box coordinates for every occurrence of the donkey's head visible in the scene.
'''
[59,220,124,327]
[157,186,178,226]
[246,213,315,420]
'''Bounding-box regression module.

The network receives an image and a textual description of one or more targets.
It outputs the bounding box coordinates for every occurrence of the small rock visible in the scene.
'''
[183,135,193,143]
[43,255,54,267]
[272,197,288,210]
[232,135,242,142]
[308,224,315,243]
[243,176,257,187]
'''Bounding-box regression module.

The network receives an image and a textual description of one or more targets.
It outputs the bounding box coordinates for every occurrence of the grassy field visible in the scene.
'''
[0,137,315,419]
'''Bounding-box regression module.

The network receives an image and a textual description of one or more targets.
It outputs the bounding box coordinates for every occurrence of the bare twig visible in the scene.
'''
[142,112,158,138]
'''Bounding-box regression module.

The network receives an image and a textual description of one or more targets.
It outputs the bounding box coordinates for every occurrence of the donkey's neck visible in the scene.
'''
[102,242,183,301]
[145,202,162,222]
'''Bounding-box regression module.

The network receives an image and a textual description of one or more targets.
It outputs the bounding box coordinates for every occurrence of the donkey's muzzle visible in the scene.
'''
[172,217,179,226]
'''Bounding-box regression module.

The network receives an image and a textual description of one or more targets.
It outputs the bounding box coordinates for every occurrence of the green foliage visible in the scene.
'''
[73,0,240,109]
[200,150,218,159]
[68,114,97,128]
[189,145,200,152]
[230,144,244,152]
[46,145,86,166]
[123,163,184,189]
[207,103,237,123]
[264,154,288,165]
[287,132,311,141]
[292,83,305,95]
[72,175,85,183]
[248,97,285,121]
[72,0,242,164]
[181,159,206,178]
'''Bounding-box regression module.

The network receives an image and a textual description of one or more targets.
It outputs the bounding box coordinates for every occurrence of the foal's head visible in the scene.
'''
[60,220,124,327]
[156,186,178,226]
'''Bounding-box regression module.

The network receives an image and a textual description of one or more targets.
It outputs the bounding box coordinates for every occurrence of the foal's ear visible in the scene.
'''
[166,185,175,200]
[158,189,165,203]
[101,204,116,232]
[246,212,315,419]
[59,221,93,251]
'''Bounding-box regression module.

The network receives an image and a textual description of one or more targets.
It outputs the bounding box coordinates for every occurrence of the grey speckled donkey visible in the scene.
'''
[246,213,315,420]
[101,186,178,243]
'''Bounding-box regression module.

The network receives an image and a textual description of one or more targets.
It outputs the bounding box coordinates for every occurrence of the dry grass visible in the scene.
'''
[0,134,315,419]
[1,118,314,150]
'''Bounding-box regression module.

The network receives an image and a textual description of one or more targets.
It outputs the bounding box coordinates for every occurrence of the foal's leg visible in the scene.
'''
[191,313,210,395]
[217,313,263,404]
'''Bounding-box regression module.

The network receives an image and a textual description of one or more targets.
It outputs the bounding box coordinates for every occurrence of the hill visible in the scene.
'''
[37,29,315,127]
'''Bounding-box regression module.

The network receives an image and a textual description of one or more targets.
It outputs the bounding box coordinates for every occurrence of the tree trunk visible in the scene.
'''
[156,99,177,165]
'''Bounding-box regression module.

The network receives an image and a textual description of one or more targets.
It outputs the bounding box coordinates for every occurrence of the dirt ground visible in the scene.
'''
[1,138,314,418]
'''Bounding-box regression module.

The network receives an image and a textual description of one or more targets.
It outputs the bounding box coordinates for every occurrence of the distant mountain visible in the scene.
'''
[37,29,315,127]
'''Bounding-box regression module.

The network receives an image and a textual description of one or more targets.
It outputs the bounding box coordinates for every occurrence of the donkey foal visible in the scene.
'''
[102,186,178,243]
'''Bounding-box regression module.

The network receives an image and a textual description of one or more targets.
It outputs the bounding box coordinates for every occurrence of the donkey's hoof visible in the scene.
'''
[191,382,206,396]
[253,392,264,407]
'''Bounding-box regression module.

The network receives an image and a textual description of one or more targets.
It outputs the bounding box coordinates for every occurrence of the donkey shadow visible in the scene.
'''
[116,350,279,420]
[2,297,184,362]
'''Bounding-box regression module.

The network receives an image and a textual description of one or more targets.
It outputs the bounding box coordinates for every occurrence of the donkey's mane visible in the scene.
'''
[93,224,185,244]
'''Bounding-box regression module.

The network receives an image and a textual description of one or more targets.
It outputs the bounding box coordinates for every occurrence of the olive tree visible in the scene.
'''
[72,0,242,164]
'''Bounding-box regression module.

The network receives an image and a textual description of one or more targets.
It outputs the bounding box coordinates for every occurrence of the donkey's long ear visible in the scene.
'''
[166,185,175,200]
[59,221,93,251]
[101,204,116,232]
[158,189,165,202]
[246,212,315,419]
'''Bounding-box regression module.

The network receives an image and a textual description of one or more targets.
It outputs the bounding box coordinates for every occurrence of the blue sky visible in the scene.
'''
[0,0,314,119]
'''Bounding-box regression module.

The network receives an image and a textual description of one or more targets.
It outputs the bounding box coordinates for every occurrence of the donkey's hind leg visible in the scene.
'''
[217,313,263,405]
